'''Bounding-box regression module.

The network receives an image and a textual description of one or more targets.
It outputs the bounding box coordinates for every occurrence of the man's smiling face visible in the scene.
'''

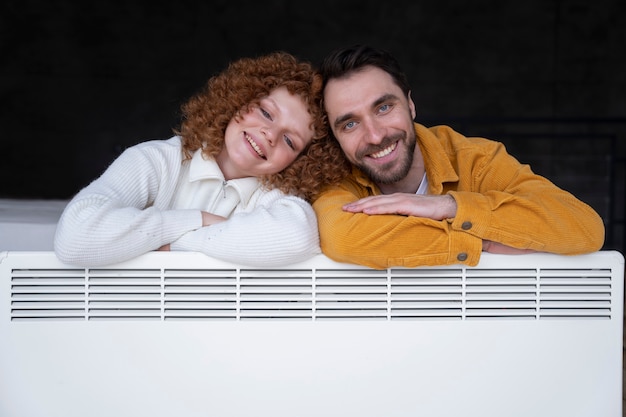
[323,66,417,185]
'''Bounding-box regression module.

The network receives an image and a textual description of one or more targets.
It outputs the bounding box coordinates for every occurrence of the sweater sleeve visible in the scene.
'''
[54,140,202,266]
[169,190,321,267]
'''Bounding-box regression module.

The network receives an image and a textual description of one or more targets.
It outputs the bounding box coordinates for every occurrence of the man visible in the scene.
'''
[313,44,605,269]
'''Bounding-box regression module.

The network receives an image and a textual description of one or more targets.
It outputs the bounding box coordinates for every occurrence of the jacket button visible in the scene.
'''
[461,221,472,230]
[457,252,468,262]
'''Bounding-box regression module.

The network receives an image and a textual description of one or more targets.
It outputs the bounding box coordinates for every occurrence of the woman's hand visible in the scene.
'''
[202,211,227,226]
[158,212,227,251]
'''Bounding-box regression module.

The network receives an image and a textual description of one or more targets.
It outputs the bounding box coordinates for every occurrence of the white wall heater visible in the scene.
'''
[1,250,623,417]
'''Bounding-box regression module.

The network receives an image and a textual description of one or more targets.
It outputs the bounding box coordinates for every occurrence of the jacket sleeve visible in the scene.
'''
[170,190,321,267]
[448,140,605,255]
[313,180,483,269]
[54,142,202,267]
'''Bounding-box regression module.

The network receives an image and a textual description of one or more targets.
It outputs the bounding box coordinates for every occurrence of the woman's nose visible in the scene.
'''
[262,127,276,146]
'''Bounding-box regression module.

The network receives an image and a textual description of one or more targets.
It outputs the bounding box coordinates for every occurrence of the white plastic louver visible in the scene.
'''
[8,255,616,321]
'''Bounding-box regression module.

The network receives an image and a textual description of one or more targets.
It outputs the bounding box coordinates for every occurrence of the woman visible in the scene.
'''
[54,52,348,267]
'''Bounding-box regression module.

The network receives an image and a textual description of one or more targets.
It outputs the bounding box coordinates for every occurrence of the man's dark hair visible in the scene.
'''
[319,44,411,96]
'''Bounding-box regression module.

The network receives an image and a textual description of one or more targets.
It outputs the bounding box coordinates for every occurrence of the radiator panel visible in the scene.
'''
[1,251,623,417]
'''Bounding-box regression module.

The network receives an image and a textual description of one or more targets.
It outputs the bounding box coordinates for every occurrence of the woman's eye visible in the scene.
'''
[261,108,272,120]
[284,136,295,150]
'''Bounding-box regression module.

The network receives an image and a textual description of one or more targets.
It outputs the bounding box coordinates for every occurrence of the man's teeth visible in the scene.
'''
[370,142,397,159]
[246,134,266,158]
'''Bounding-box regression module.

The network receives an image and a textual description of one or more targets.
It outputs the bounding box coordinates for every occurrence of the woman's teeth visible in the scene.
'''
[246,133,266,158]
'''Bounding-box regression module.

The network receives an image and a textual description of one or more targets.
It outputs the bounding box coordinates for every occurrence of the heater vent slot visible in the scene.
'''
[389,268,463,320]
[88,269,162,320]
[315,268,388,320]
[465,268,538,319]
[164,269,238,320]
[10,268,86,320]
[239,269,313,320]
[538,268,612,319]
[9,259,617,322]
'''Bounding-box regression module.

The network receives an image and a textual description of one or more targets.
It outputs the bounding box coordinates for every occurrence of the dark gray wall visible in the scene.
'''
[1,0,625,248]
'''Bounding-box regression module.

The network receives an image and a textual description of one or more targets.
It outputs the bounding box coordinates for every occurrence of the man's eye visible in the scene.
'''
[344,121,356,130]
[378,104,393,113]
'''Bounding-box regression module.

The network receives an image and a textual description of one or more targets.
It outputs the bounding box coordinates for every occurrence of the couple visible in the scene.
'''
[54,45,605,269]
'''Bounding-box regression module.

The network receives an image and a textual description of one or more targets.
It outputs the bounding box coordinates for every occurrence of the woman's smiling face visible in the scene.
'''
[218,86,314,180]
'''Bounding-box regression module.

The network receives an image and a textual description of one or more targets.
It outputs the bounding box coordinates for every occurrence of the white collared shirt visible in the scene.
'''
[416,173,428,195]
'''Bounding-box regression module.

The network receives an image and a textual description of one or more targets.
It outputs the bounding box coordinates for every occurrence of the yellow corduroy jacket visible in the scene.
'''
[313,123,605,269]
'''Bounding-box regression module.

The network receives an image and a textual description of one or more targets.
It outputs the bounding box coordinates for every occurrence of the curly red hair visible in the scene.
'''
[175,51,349,202]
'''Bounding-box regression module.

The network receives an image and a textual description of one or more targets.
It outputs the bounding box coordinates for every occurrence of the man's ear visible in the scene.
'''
[407,91,416,120]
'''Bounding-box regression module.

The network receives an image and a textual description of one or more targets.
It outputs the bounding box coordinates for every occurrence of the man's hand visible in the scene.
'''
[342,193,457,220]
[482,240,537,254]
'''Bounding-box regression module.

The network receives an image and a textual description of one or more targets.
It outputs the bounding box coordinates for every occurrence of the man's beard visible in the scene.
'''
[354,129,416,185]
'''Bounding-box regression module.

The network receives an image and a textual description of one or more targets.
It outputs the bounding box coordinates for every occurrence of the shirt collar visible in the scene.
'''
[188,149,261,205]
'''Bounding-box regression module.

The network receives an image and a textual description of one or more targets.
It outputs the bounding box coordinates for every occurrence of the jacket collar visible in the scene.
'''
[413,123,459,194]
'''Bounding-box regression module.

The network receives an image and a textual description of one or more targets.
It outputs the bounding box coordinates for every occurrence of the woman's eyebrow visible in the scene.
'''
[260,96,277,111]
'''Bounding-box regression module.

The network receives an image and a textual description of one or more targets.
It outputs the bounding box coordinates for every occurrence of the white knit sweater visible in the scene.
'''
[54,136,321,267]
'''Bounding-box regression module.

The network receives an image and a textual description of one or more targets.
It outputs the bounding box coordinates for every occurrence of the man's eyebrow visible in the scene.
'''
[373,93,400,108]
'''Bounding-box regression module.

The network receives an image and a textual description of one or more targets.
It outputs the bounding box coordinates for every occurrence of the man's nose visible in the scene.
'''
[362,118,386,144]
